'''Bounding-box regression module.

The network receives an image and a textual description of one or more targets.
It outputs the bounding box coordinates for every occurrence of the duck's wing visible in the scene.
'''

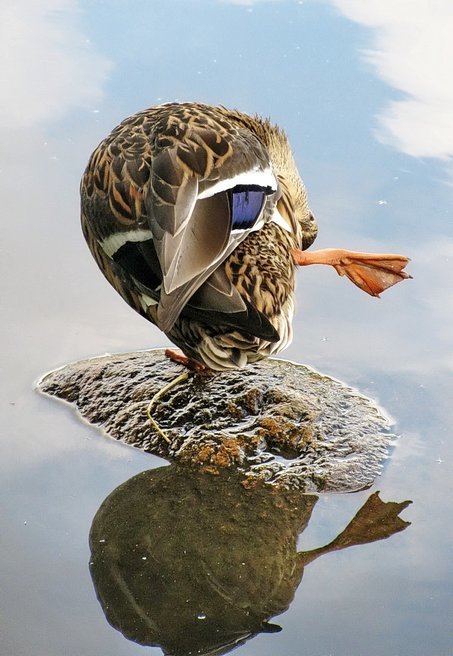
[111,236,279,341]
[146,112,280,332]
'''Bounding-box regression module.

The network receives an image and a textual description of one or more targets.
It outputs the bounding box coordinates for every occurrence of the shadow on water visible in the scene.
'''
[89,464,411,656]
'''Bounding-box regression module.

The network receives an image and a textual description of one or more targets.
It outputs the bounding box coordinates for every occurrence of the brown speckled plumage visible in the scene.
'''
[81,102,318,370]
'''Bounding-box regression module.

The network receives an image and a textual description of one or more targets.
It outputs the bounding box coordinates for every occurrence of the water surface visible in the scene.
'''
[1,1,452,655]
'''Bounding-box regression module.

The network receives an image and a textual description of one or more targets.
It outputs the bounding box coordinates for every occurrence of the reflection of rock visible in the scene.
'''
[89,465,411,655]
[40,349,395,491]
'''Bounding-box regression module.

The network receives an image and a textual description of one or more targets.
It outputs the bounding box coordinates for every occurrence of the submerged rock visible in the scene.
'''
[39,349,395,491]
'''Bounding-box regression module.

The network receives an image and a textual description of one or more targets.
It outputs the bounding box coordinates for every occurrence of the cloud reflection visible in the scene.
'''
[330,0,453,163]
[0,0,111,128]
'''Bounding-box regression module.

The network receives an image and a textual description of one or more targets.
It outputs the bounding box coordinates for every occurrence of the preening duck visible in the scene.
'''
[81,102,410,371]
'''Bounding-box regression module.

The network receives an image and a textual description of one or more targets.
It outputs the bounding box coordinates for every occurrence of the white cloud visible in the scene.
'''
[330,0,453,162]
[0,0,111,128]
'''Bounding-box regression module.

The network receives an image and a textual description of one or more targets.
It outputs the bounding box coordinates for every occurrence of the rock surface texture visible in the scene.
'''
[39,349,394,491]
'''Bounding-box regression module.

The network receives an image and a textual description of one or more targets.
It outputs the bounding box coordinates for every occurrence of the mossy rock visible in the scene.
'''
[39,349,395,491]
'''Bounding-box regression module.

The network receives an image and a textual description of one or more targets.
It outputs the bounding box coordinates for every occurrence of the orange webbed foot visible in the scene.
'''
[164,349,207,371]
[292,248,411,297]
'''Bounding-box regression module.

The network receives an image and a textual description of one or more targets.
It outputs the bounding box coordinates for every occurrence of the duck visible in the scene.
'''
[81,102,410,372]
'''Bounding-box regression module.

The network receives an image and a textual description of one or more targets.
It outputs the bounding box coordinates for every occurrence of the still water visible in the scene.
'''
[1,1,452,654]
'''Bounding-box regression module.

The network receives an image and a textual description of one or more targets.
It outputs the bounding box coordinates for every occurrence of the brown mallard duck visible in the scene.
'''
[81,102,410,371]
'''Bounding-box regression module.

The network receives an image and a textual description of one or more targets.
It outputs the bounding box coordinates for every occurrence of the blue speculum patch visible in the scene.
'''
[229,186,267,230]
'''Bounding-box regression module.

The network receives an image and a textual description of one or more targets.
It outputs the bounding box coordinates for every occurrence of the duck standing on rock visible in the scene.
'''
[81,102,410,372]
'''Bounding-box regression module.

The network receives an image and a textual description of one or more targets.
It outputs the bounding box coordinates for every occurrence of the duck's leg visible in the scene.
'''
[292,247,411,297]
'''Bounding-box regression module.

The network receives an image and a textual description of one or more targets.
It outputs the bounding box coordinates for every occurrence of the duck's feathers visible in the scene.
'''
[83,102,284,333]
[110,236,280,342]
[147,128,278,331]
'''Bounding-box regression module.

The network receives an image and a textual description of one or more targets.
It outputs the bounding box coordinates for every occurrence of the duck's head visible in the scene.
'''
[243,113,318,250]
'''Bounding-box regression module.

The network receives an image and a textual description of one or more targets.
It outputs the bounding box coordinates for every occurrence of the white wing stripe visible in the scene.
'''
[100,229,153,257]
[197,166,277,199]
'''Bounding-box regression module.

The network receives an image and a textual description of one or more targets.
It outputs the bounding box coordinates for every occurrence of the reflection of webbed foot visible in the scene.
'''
[329,492,412,549]
[292,248,411,296]
[299,492,411,565]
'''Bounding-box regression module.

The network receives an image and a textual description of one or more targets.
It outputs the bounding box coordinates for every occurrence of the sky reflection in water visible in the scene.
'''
[1,1,452,655]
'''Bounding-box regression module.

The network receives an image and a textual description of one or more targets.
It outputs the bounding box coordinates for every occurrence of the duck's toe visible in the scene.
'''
[164,348,208,371]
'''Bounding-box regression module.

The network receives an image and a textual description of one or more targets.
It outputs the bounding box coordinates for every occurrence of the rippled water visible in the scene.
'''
[2,1,452,655]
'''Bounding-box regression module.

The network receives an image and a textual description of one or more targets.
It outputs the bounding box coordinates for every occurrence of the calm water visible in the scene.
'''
[1,1,452,655]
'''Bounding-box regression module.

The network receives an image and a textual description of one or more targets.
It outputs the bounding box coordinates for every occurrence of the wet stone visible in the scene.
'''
[38,349,395,491]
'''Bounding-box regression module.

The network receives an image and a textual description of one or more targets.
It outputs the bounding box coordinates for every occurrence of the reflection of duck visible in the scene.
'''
[89,465,411,655]
[81,102,410,371]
